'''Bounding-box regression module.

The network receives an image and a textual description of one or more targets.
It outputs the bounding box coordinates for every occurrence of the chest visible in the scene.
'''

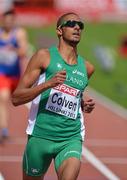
[46,59,88,91]
[0,32,17,48]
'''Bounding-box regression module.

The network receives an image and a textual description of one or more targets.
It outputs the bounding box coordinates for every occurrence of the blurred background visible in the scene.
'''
[1,0,126,108]
[0,0,127,180]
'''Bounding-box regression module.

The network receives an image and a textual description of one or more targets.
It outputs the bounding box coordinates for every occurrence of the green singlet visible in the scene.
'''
[26,46,88,141]
[23,46,88,176]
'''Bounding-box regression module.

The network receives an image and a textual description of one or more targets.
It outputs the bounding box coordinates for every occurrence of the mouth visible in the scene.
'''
[72,32,80,37]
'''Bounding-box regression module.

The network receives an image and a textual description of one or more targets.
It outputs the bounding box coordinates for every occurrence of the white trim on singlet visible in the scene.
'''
[26,73,46,135]
[79,108,85,141]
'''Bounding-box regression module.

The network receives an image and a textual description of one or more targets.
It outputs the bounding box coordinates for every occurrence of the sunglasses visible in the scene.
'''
[60,20,84,30]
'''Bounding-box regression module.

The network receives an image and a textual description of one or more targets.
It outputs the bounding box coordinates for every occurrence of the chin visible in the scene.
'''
[73,37,80,43]
[65,38,80,46]
[71,40,80,45]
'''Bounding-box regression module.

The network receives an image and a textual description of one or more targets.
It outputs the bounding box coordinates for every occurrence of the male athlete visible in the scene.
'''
[0,9,28,142]
[12,12,95,180]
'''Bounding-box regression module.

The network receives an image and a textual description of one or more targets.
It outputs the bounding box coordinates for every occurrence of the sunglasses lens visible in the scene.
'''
[68,21,76,27]
[78,22,84,30]
[62,21,84,30]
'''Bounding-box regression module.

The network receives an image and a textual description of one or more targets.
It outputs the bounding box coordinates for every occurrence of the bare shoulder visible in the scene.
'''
[37,48,50,62]
[37,48,49,57]
[85,60,95,78]
[85,61,95,72]
[29,48,50,70]
[16,27,27,37]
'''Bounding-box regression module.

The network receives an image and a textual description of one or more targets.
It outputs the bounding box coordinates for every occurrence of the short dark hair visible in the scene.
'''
[56,12,79,28]
[3,9,16,17]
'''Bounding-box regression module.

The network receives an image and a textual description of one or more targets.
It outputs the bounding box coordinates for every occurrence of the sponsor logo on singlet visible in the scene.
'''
[72,69,85,77]
[45,84,81,119]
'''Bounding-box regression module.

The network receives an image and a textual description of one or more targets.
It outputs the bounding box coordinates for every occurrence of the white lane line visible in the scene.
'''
[83,157,127,165]
[82,147,120,180]
[6,137,27,145]
[0,156,22,162]
[6,137,127,147]
[85,139,127,147]
[88,87,127,119]
[0,173,4,180]
[1,155,127,165]
[99,157,127,164]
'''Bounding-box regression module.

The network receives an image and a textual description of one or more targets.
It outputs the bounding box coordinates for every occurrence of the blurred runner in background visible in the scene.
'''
[0,0,14,14]
[0,9,28,142]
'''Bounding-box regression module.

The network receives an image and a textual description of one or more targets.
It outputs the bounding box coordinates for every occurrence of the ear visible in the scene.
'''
[56,27,62,37]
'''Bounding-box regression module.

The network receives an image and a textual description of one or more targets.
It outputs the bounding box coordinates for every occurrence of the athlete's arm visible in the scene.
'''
[11,49,66,106]
[81,96,95,113]
[85,60,95,79]
[16,28,28,58]
[81,60,95,113]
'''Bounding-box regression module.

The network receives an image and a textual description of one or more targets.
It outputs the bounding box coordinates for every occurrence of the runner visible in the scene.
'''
[12,12,95,180]
[0,9,28,142]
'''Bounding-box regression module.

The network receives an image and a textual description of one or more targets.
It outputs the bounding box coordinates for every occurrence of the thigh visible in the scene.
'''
[9,76,19,92]
[57,157,81,180]
[23,136,53,178]
[0,75,10,90]
[0,75,10,102]
[55,140,82,180]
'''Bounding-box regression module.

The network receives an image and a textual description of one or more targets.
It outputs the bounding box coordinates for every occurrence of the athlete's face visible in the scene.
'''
[2,14,15,31]
[58,14,84,45]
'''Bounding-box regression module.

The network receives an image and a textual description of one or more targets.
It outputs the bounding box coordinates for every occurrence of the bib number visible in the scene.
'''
[45,84,81,119]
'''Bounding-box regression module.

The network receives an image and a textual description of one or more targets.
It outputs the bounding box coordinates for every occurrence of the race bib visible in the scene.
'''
[45,84,81,119]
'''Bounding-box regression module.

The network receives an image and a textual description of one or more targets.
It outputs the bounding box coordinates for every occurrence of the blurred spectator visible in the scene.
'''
[0,0,14,14]
[93,45,115,73]
[119,35,127,58]
[0,9,28,143]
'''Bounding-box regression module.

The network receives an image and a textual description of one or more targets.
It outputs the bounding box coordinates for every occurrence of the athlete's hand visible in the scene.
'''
[47,70,66,88]
[81,98,95,113]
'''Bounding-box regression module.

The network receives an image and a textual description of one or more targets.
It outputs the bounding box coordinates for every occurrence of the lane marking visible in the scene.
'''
[86,139,127,147]
[1,155,127,165]
[83,157,127,165]
[5,137,27,145]
[0,156,22,162]
[82,147,120,180]
[99,157,127,164]
[5,137,127,147]
[88,87,127,119]
[0,173,4,180]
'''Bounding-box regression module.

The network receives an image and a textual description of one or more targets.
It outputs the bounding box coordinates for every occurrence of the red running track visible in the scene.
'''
[0,97,127,180]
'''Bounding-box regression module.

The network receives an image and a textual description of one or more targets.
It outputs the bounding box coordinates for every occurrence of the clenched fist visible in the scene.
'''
[47,70,66,88]
[81,97,95,113]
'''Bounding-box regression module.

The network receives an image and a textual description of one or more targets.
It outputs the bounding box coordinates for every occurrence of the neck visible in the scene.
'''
[58,41,78,65]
